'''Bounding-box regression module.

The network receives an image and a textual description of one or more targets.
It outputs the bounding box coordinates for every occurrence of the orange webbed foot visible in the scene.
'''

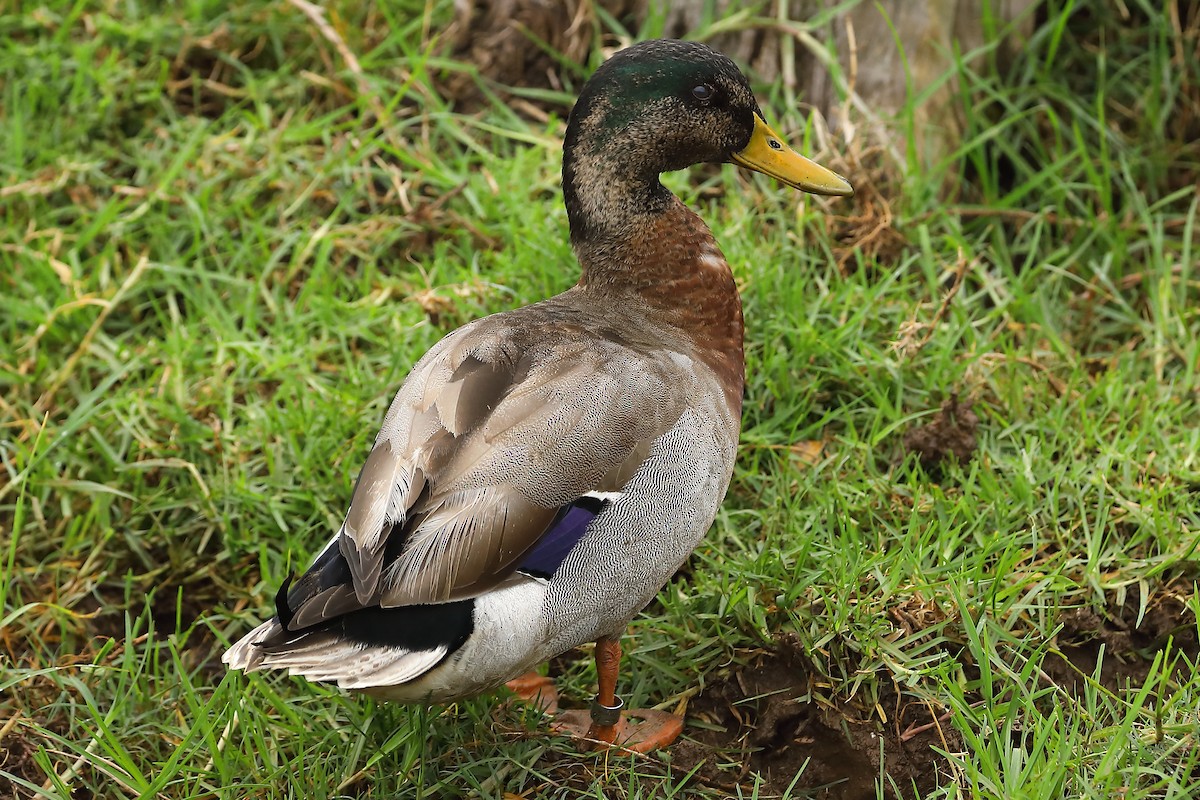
[553,699,684,753]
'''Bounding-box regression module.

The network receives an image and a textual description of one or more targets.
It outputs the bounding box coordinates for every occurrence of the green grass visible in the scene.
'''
[2,1,1198,798]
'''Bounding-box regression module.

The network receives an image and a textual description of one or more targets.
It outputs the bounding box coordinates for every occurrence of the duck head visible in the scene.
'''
[563,39,852,244]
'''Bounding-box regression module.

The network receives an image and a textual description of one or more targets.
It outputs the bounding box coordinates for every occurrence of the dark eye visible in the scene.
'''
[691,84,714,103]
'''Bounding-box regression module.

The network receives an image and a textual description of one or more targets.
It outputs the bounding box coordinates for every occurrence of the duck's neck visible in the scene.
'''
[562,127,670,242]
[563,149,745,413]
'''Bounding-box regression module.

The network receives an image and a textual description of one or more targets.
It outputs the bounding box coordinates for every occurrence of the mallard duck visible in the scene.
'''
[224,38,851,752]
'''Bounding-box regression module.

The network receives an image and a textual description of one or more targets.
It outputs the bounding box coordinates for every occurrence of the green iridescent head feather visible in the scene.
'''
[561,39,852,245]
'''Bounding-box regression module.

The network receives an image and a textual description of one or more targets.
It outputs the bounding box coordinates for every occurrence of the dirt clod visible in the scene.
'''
[903,395,978,471]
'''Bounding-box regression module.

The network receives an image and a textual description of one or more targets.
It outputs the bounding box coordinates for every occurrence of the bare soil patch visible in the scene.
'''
[672,641,961,799]
[0,730,47,800]
[0,678,71,800]
[1046,587,1198,694]
[667,583,1196,798]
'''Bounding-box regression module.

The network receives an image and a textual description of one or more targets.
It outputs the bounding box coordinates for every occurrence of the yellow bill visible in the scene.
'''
[731,114,853,197]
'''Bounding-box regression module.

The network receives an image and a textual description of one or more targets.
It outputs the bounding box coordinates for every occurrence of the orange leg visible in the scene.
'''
[552,634,685,753]
[585,635,624,744]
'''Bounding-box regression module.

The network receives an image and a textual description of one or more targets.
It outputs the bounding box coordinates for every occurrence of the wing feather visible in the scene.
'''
[381,487,556,604]
[328,303,693,610]
[338,438,414,602]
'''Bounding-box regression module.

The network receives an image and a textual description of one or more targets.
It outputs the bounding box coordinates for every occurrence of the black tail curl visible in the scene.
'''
[274,572,298,630]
